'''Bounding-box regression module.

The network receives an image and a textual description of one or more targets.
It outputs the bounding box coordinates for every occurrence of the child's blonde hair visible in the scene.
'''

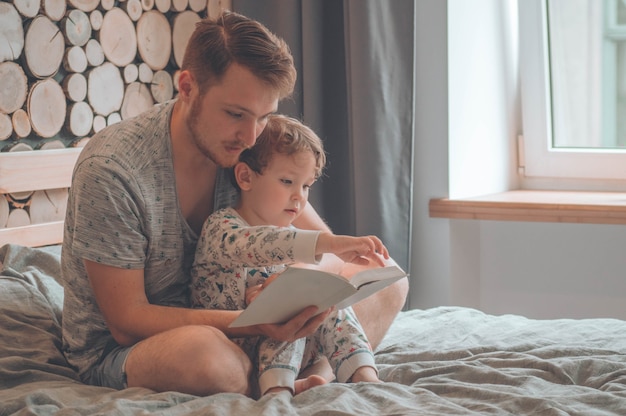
[239,114,326,179]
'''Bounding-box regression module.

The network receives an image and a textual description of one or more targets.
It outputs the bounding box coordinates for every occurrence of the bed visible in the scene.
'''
[2,150,626,415]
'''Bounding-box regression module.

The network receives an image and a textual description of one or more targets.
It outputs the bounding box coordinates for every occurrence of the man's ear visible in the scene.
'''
[234,162,254,191]
[177,70,195,101]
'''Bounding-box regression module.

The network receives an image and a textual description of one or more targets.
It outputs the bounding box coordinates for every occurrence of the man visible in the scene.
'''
[61,10,408,397]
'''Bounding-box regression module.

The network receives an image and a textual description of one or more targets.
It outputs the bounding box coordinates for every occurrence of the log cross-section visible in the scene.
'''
[88,61,124,116]
[0,61,28,114]
[121,82,153,120]
[62,9,92,47]
[150,70,174,103]
[27,78,67,138]
[23,15,65,79]
[0,113,12,141]
[171,10,200,68]
[99,7,137,67]
[68,0,100,13]
[11,109,31,139]
[67,101,94,137]
[30,188,69,224]
[42,0,67,22]
[136,10,171,71]
[0,3,25,62]
[13,0,40,19]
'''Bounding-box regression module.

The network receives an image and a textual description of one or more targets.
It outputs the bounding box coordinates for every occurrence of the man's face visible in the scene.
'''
[187,63,280,168]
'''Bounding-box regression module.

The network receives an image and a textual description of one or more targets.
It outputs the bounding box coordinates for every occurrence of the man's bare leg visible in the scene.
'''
[351,277,409,349]
[125,325,252,396]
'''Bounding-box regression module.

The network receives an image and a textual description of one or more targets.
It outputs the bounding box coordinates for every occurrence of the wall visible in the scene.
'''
[470,220,626,319]
[411,0,626,320]
[410,0,450,310]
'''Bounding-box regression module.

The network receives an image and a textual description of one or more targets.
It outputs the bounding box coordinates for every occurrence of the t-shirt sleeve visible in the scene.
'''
[67,155,147,269]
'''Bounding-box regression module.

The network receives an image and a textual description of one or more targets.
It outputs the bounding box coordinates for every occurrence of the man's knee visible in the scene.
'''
[126,325,253,396]
[391,276,409,309]
[352,277,409,348]
[188,326,253,395]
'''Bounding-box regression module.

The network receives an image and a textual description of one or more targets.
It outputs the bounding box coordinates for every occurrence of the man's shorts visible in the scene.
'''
[81,342,134,389]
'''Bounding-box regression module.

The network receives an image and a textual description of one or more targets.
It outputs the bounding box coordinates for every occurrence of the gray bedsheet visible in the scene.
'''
[1,243,625,415]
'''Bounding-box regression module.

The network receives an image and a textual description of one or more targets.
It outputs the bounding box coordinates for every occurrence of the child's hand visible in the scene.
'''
[245,273,280,305]
[316,233,390,267]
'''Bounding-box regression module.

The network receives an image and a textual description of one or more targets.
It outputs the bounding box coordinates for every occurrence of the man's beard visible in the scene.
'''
[187,95,222,166]
[187,95,242,168]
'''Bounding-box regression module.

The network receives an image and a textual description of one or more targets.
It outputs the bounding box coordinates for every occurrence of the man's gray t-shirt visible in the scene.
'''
[61,101,237,378]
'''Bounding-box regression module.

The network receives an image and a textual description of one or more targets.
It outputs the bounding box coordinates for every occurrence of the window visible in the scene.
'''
[519,0,626,185]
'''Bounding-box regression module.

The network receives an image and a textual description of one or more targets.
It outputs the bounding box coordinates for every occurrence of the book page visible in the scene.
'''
[229,263,408,327]
[229,267,356,327]
[349,264,407,289]
[335,265,407,309]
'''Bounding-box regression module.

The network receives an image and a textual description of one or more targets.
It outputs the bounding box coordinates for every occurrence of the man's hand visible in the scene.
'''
[244,273,331,342]
[256,305,332,342]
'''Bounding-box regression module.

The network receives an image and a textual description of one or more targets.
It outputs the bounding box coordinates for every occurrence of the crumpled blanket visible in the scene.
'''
[1,243,625,415]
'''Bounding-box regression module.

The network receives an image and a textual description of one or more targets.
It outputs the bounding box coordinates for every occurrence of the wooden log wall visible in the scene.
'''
[0,0,231,233]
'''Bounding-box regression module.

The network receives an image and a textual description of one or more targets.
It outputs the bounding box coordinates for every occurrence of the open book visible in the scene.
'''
[229,262,407,328]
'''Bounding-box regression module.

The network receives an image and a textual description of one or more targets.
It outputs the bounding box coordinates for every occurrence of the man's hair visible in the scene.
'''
[239,114,326,179]
[181,10,296,98]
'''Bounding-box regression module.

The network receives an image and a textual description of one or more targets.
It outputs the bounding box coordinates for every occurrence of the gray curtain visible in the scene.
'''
[233,0,415,272]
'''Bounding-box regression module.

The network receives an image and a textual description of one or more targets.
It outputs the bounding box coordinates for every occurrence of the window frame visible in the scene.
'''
[518,0,626,184]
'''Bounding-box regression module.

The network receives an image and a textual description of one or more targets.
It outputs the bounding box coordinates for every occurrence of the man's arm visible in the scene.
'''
[84,260,331,346]
[292,203,331,233]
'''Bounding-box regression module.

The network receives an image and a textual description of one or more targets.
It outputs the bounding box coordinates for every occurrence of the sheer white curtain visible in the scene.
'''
[548,0,602,147]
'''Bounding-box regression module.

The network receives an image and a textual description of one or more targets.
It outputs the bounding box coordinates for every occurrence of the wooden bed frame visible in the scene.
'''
[0,148,82,247]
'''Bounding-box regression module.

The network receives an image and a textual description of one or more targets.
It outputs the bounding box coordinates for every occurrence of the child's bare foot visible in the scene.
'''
[294,374,327,394]
[263,375,328,396]
[350,366,382,383]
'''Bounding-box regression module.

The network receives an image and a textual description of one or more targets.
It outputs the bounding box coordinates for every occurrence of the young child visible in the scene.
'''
[190,114,387,397]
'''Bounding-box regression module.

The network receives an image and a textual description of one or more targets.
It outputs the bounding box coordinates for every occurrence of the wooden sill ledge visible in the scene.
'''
[429,190,626,225]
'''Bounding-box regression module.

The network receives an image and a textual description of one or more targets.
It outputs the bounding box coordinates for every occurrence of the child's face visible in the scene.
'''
[241,151,317,227]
